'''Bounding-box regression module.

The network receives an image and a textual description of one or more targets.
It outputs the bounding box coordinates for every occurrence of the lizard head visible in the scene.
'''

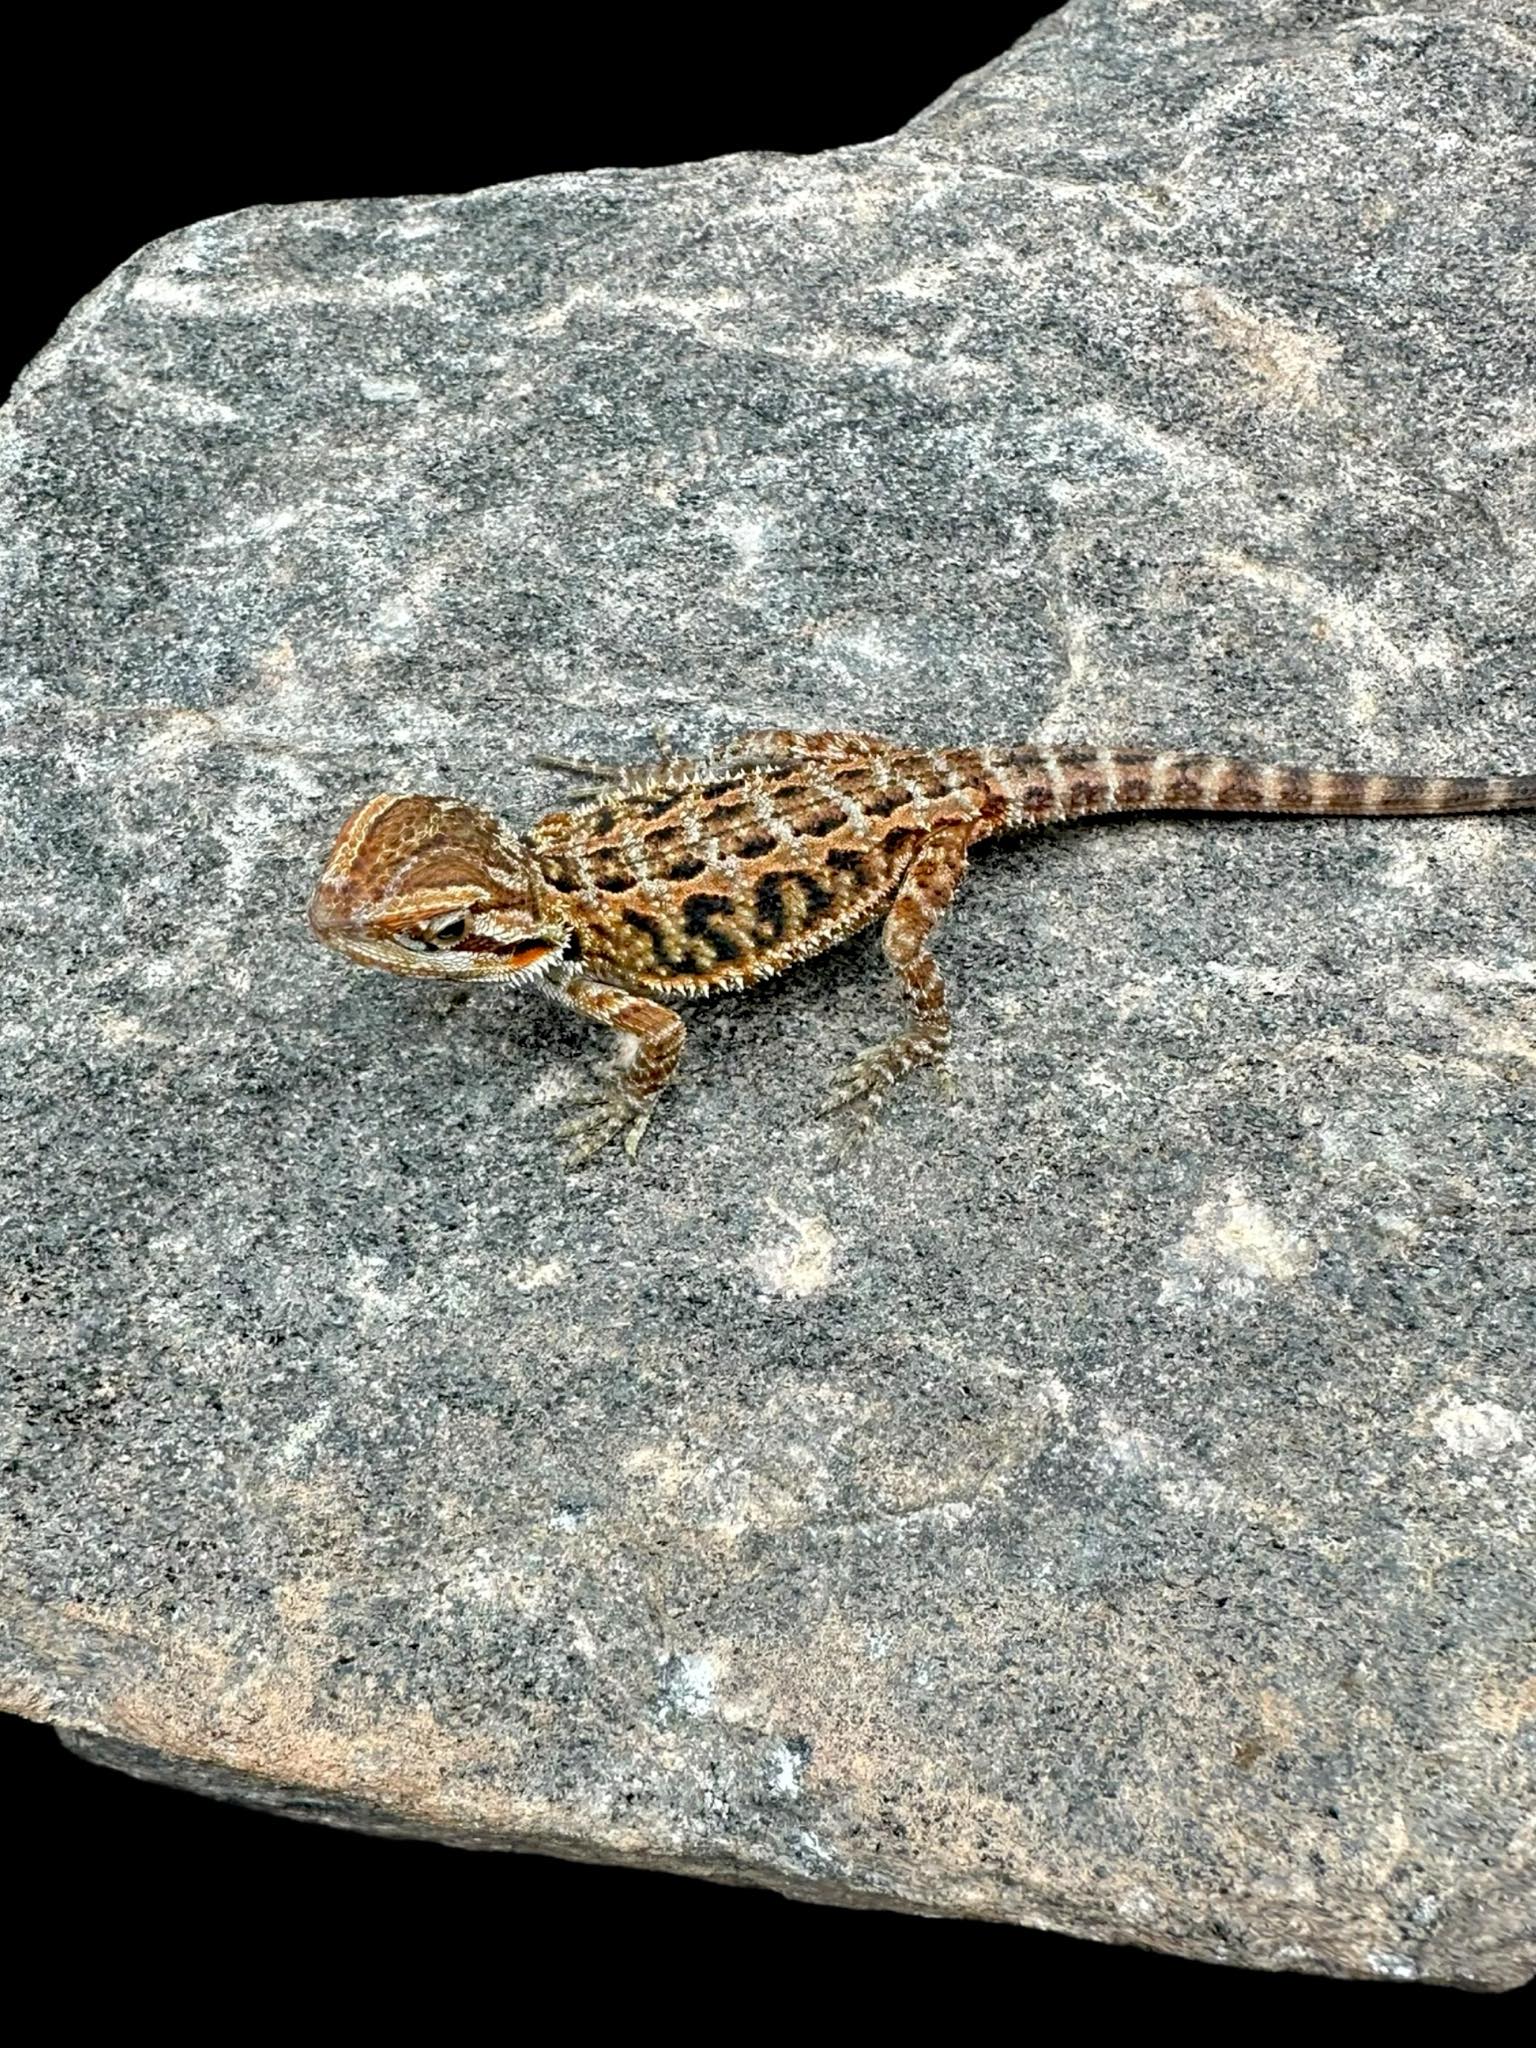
[309,793,569,985]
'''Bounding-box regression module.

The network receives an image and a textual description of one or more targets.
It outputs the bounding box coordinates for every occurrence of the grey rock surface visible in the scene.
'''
[3,0,1534,1990]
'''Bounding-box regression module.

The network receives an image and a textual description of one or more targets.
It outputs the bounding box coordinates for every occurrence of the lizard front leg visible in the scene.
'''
[541,964,686,1165]
[821,820,971,1143]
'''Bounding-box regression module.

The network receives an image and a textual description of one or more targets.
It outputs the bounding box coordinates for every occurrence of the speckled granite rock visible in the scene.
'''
[3,0,1534,1991]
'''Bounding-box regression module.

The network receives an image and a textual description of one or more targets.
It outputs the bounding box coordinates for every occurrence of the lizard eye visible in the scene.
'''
[426,914,468,945]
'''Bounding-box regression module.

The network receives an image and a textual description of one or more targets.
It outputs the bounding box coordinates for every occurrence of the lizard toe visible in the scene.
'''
[556,1083,654,1167]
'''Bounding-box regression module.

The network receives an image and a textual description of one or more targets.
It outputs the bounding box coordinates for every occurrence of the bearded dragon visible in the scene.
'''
[308,729,1536,1163]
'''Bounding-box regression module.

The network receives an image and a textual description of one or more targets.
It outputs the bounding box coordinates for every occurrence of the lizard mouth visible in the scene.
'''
[319,928,563,983]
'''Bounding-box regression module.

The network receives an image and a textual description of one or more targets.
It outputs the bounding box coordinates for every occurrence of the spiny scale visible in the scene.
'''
[309,728,1536,1164]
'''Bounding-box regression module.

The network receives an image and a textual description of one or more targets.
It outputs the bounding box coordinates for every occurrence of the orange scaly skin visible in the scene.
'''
[308,729,1536,1164]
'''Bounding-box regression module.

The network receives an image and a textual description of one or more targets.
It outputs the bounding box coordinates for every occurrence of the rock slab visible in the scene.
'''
[3,0,1534,1990]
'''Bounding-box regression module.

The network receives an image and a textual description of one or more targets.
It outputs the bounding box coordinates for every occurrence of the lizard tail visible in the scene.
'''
[998,748,1536,821]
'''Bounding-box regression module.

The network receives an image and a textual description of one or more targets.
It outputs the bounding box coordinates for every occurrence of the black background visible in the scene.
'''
[4,7,1529,2020]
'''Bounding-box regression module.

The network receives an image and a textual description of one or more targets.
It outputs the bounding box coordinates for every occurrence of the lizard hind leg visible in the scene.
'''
[819,821,971,1147]
[535,728,700,800]
[721,727,893,771]
[537,726,894,800]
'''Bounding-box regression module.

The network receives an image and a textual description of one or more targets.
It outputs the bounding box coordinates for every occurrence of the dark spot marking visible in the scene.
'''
[833,765,872,788]
[540,866,579,893]
[683,891,742,964]
[734,831,779,859]
[785,868,834,919]
[864,787,907,817]
[755,872,787,941]
[622,907,670,958]
[641,823,683,850]
[698,778,745,802]
[1162,764,1206,806]
[682,892,735,936]
[882,826,920,862]
[597,873,638,893]
[664,855,709,881]
[1012,779,1051,816]
[827,846,871,883]
[638,791,685,819]
[586,805,617,835]
[801,811,844,837]
[1110,767,1152,807]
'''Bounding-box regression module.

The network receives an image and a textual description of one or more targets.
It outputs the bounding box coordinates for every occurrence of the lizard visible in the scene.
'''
[308,729,1536,1164]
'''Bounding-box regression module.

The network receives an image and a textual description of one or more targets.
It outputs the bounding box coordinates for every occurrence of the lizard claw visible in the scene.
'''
[819,1051,891,1118]
[556,1081,656,1167]
[821,1100,881,1165]
[817,1039,953,1156]
[817,1047,899,1159]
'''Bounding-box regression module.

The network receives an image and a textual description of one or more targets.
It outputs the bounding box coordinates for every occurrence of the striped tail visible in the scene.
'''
[1000,747,1536,822]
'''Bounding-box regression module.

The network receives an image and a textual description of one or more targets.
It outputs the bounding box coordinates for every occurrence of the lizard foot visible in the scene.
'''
[818,1039,950,1156]
[556,1080,657,1168]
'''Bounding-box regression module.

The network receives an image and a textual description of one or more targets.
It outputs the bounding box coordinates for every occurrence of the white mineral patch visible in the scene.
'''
[1160,1183,1311,1305]
[751,1209,837,1299]
[1430,1400,1524,1459]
